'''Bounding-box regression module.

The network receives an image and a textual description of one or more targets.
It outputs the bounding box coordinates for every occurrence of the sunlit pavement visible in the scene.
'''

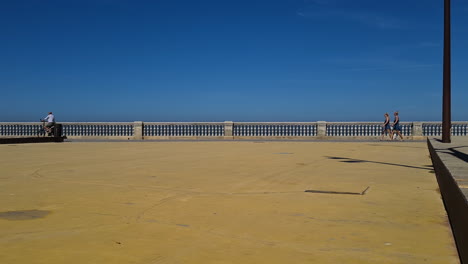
[0,141,460,264]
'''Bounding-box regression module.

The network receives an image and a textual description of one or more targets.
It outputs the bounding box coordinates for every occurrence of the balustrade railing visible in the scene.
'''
[423,123,442,136]
[0,123,43,137]
[326,122,412,137]
[233,123,317,137]
[423,122,468,136]
[62,122,134,137]
[144,122,224,137]
[2,121,468,139]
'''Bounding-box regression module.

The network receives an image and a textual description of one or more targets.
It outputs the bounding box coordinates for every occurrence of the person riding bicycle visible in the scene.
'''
[41,112,55,134]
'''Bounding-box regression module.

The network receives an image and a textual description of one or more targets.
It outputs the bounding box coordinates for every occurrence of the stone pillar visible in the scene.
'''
[412,122,423,136]
[317,121,327,137]
[134,121,144,140]
[224,121,234,139]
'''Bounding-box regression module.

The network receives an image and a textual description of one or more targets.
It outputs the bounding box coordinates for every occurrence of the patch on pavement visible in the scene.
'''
[0,210,51,220]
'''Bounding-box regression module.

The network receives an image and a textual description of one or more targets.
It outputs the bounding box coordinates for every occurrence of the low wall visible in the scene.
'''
[428,138,468,263]
[0,137,65,144]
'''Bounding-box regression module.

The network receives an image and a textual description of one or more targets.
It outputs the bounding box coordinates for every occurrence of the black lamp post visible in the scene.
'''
[442,0,451,143]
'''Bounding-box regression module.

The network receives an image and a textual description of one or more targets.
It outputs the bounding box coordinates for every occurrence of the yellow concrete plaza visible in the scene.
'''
[0,141,460,263]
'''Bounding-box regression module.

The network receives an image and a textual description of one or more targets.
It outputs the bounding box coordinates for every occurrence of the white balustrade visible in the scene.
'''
[422,122,468,136]
[60,123,134,137]
[326,122,412,137]
[232,123,317,137]
[143,123,224,137]
[2,121,468,139]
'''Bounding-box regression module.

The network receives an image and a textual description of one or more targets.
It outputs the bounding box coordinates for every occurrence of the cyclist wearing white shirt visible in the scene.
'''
[42,112,55,133]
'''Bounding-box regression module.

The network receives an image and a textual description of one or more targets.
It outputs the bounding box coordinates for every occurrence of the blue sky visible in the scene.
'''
[1,0,467,122]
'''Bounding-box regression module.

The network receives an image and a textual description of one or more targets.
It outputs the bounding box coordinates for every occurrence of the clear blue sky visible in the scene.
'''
[1,0,467,122]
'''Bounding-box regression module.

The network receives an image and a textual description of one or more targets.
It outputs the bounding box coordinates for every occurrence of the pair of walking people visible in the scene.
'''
[381,112,403,141]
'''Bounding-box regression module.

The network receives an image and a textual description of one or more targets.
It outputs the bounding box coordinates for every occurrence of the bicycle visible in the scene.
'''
[38,120,55,137]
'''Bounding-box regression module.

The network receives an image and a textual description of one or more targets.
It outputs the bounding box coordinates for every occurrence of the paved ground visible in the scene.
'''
[0,141,460,264]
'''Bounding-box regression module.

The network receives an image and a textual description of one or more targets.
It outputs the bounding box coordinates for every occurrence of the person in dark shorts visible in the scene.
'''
[392,111,403,140]
[381,113,392,140]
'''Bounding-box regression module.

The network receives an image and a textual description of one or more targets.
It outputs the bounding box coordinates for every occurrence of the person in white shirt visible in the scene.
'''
[41,112,55,134]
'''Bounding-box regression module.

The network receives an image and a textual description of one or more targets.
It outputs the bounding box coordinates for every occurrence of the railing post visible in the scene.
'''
[317,121,327,137]
[134,121,144,140]
[412,122,423,137]
[224,121,234,139]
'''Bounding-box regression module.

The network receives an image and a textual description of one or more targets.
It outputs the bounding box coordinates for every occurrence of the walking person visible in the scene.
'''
[381,113,392,140]
[391,111,404,141]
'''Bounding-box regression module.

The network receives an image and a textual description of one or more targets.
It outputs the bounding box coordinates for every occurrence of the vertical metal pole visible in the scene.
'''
[442,0,451,143]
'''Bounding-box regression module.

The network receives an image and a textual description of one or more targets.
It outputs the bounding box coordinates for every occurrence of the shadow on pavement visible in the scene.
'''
[326,156,433,171]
